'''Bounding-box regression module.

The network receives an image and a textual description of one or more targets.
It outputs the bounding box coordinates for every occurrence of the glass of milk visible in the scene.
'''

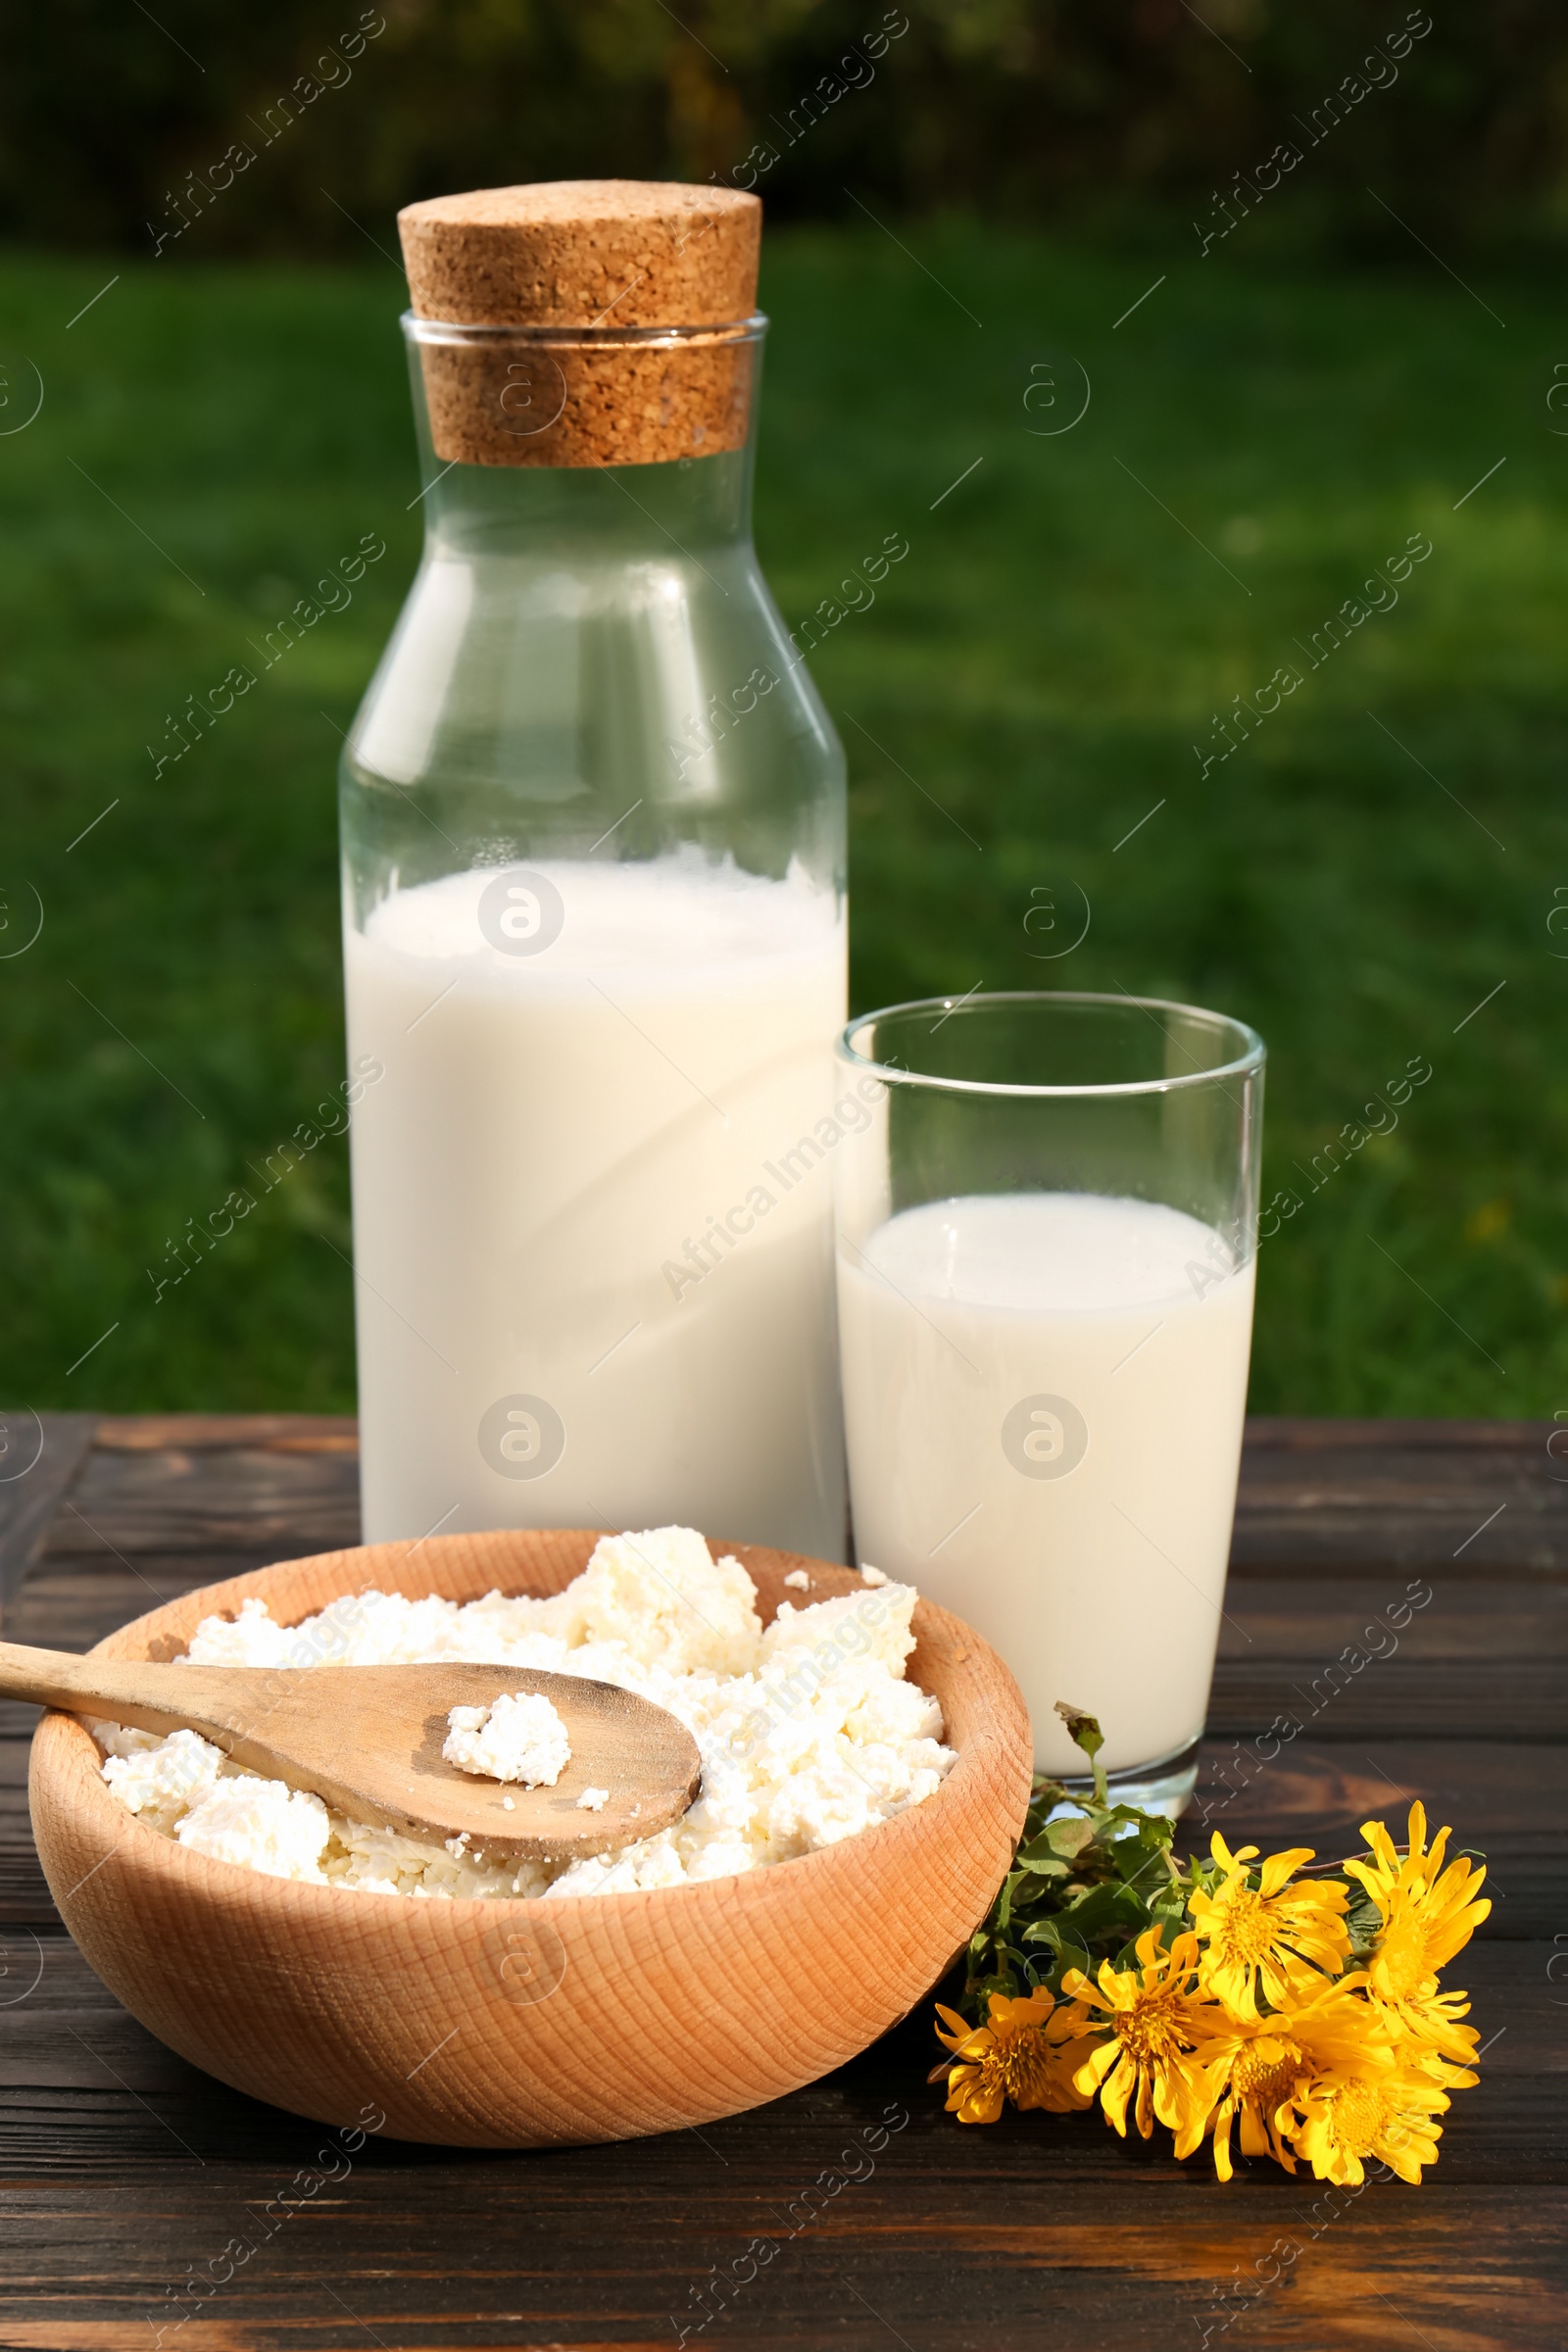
[834,991,1264,1815]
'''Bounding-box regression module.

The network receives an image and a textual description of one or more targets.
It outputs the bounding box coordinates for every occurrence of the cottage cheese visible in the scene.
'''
[96,1526,955,1902]
[442,1691,570,1786]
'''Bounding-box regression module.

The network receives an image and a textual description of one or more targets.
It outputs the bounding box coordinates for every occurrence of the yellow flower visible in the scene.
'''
[1345,1803,1491,2023]
[934,1988,1100,2125]
[1282,2048,1450,2184]
[1389,1983,1482,2085]
[1063,1928,1224,2155]
[1200,1982,1395,2181]
[1186,1835,1351,2017]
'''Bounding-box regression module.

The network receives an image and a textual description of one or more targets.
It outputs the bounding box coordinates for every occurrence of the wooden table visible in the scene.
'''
[0,1415,1562,2349]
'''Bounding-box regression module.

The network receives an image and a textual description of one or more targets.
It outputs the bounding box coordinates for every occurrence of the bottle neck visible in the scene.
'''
[416,442,757,564]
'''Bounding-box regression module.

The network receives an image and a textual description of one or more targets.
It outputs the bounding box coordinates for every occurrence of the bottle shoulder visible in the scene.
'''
[348,543,842,806]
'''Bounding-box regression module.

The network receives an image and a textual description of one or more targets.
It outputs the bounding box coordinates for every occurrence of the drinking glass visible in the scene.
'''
[833,990,1264,1815]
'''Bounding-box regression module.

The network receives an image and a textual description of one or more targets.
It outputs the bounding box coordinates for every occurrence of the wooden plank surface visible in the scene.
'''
[0,1413,96,1617]
[1231,1418,1567,1568]
[0,1416,1560,2352]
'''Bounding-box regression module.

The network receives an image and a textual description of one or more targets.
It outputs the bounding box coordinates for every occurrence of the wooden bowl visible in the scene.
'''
[28,1530,1030,2147]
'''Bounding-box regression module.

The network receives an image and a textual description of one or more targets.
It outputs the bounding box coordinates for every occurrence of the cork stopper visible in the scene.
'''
[397,180,762,471]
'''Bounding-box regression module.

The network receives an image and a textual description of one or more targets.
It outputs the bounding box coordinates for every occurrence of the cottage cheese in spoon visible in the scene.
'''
[442,1690,571,1786]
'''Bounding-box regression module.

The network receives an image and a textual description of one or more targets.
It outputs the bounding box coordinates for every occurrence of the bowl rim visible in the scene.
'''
[39,1529,1023,1932]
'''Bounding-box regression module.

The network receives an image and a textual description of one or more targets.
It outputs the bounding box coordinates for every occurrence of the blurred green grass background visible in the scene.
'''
[2,225,1562,1416]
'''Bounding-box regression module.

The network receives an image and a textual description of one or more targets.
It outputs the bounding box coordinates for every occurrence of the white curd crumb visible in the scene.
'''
[761,1583,915,1678]
[577,1787,610,1812]
[566,1524,762,1675]
[859,1563,890,1587]
[175,1777,330,1883]
[783,1569,810,1591]
[501,1795,514,1811]
[102,1728,223,1834]
[442,1690,571,1786]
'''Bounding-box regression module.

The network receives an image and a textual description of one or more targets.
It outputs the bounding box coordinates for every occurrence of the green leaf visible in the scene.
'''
[1014,1851,1071,1878]
[1046,1815,1098,1859]
[1058,1878,1152,1940]
[1020,1916,1092,1955]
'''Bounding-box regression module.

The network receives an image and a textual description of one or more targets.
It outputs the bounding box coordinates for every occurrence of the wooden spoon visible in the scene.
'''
[3,1641,702,1861]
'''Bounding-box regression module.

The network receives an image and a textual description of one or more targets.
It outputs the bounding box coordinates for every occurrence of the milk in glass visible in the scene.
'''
[838,1191,1254,1775]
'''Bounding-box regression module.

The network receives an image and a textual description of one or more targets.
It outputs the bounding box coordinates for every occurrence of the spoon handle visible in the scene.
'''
[0,1640,206,1739]
[0,1640,115,1712]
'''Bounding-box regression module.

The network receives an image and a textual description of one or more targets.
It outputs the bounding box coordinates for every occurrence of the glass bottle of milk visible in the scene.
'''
[340,184,846,1552]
